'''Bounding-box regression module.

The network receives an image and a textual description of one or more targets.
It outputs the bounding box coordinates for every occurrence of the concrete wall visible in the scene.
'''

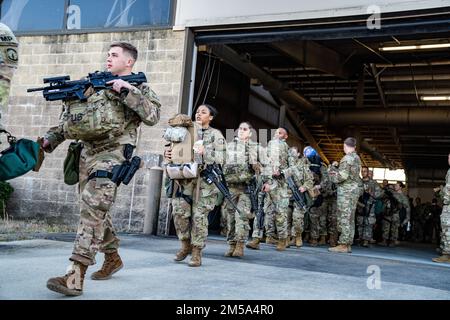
[3,29,185,232]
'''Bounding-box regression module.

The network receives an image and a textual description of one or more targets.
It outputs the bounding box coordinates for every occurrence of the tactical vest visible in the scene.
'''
[223,139,254,184]
[63,90,127,141]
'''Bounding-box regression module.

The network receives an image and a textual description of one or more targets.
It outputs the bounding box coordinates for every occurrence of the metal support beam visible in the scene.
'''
[325,107,450,127]
[272,41,357,79]
[209,44,324,120]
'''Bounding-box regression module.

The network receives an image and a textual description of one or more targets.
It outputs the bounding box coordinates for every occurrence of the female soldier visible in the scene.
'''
[222,122,259,258]
[164,104,226,267]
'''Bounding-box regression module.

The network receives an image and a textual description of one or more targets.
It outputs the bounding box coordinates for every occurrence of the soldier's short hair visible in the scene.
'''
[199,104,218,118]
[239,121,253,130]
[344,137,357,148]
[279,126,289,136]
[109,42,138,61]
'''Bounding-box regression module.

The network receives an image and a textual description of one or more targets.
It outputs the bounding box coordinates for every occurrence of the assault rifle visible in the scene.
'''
[285,175,309,211]
[27,71,147,102]
[201,164,242,215]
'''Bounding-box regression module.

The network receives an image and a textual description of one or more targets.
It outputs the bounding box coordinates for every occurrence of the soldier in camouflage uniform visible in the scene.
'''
[283,147,314,248]
[432,153,450,263]
[260,127,291,251]
[165,104,226,267]
[42,43,161,296]
[318,165,338,247]
[0,23,18,132]
[356,166,383,247]
[328,137,362,253]
[246,141,283,249]
[222,122,260,258]
[379,181,411,247]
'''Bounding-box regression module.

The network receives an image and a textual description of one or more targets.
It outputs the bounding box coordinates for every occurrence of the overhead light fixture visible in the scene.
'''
[380,43,450,51]
[421,96,450,101]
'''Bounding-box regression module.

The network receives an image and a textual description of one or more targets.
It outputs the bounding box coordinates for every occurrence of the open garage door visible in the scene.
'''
[187,7,449,242]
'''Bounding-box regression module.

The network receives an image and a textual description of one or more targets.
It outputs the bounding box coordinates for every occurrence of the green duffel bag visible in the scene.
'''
[63,141,83,185]
[0,131,40,181]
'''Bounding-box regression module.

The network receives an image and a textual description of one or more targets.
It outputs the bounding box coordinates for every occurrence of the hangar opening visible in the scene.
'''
[176,7,450,248]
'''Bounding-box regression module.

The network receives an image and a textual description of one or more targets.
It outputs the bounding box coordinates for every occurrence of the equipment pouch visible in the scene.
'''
[63,141,83,185]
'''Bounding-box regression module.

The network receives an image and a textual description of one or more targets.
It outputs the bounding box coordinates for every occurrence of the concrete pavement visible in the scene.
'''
[1,234,450,300]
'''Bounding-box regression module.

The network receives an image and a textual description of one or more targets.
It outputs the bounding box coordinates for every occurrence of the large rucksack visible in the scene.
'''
[163,114,199,179]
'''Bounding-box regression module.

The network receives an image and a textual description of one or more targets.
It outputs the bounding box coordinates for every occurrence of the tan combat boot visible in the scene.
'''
[188,246,202,267]
[295,235,303,248]
[276,238,287,251]
[224,243,236,257]
[318,235,327,246]
[328,244,351,253]
[47,261,88,296]
[378,239,388,247]
[285,237,291,248]
[329,234,337,247]
[289,236,295,246]
[310,238,318,247]
[232,242,244,258]
[91,251,123,280]
[174,239,192,261]
[266,236,277,245]
[432,254,450,263]
[246,238,260,250]
[361,240,369,247]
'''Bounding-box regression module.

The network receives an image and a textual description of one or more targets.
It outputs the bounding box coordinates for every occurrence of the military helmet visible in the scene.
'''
[303,146,317,158]
[0,23,18,67]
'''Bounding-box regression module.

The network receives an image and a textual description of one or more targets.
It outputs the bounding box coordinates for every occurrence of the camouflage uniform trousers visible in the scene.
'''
[266,182,290,240]
[224,185,253,244]
[172,179,218,248]
[286,202,294,238]
[309,204,323,240]
[381,212,400,241]
[291,204,306,237]
[357,205,377,241]
[336,187,360,245]
[322,198,338,239]
[71,146,123,266]
[220,207,228,236]
[440,205,450,254]
[251,193,275,239]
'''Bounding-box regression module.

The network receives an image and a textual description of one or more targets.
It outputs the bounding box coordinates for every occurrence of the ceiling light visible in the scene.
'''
[420,96,450,101]
[380,43,450,51]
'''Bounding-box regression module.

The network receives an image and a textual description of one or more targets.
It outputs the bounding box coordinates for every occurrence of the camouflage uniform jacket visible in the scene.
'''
[263,138,289,190]
[329,151,362,191]
[196,126,226,166]
[391,191,411,221]
[282,156,314,192]
[320,166,337,199]
[44,82,161,152]
[436,169,450,205]
[223,138,259,185]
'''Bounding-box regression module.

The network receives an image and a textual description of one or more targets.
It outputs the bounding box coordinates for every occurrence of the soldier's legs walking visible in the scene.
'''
[440,205,450,254]
[336,189,359,246]
[326,200,338,246]
[71,148,123,266]
[309,206,321,245]
[291,205,305,247]
[270,189,290,250]
[390,213,400,242]
[48,148,123,296]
